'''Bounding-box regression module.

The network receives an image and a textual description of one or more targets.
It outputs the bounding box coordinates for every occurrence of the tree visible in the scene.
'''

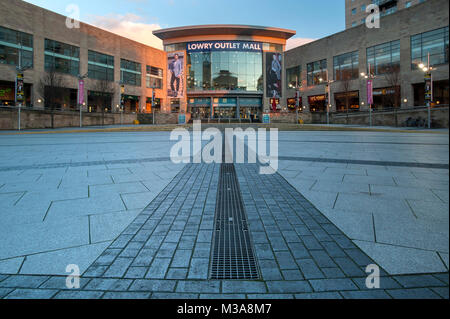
[37,66,66,129]
[339,71,353,125]
[384,65,401,126]
[92,78,114,126]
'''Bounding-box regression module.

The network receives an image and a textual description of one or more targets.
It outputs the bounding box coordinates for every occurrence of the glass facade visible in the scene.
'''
[88,50,114,82]
[121,59,141,86]
[333,51,359,81]
[411,26,449,69]
[45,39,80,75]
[307,59,327,86]
[0,26,33,67]
[146,65,163,89]
[187,51,263,92]
[286,65,301,88]
[366,40,400,75]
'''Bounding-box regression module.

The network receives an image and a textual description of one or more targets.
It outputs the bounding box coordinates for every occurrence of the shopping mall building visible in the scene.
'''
[0,0,448,126]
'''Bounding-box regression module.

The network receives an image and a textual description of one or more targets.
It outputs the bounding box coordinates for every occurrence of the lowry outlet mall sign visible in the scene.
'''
[186,40,263,52]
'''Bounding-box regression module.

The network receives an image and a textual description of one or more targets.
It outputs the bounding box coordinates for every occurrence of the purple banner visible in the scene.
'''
[367,79,373,105]
[78,79,85,105]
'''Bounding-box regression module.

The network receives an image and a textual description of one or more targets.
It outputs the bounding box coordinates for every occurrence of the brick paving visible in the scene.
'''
[0,162,448,299]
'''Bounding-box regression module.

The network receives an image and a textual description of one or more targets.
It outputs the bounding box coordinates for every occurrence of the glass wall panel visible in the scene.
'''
[88,50,114,81]
[0,26,33,67]
[333,51,359,81]
[307,59,327,86]
[411,26,449,69]
[366,40,400,75]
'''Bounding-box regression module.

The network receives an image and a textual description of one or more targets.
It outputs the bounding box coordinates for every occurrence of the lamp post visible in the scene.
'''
[151,84,156,125]
[292,76,301,124]
[319,69,334,125]
[418,53,434,129]
[15,45,31,131]
[77,73,88,128]
[360,63,376,127]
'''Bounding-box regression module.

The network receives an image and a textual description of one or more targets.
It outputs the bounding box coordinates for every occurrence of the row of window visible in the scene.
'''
[0,26,163,88]
[287,25,448,87]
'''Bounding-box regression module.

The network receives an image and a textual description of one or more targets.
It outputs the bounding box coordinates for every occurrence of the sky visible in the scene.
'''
[24,0,345,50]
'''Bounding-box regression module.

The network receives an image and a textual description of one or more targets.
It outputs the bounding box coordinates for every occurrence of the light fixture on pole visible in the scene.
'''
[77,73,88,128]
[319,69,334,125]
[15,44,32,131]
[294,76,301,124]
[360,63,376,127]
[419,53,434,129]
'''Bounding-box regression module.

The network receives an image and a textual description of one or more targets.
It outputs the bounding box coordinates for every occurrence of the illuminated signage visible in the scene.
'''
[187,41,262,52]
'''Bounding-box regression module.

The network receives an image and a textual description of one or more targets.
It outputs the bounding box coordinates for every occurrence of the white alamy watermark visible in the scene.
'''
[65,4,81,29]
[365,264,381,289]
[170,121,278,175]
[65,264,80,289]
[365,4,380,29]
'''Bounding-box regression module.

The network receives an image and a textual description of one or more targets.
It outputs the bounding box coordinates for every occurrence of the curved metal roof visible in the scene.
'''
[153,24,296,40]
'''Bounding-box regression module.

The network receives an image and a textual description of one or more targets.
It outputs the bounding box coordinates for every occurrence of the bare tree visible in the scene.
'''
[339,72,353,125]
[92,79,114,126]
[384,65,401,126]
[37,66,66,129]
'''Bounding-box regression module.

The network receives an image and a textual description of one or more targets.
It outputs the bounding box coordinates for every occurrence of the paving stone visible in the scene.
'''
[321,267,346,279]
[351,276,402,290]
[187,258,209,279]
[321,242,347,258]
[102,292,151,299]
[266,281,312,293]
[166,268,188,280]
[431,287,449,299]
[124,267,148,279]
[433,273,449,285]
[171,250,193,268]
[387,288,442,299]
[333,257,366,277]
[309,278,358,292]
[40,276,90,290]
[4,288,58,299]
[176,281,220,293]
[200,294,246,299]
[248,294,294,299]
[152,293,199,299]
[274,251,298,270]
[295,292,343,299]
[341,290,391,299]
[259,260,283,280]
[129,279,176,292]
[282,270,304,280]
[53,290,105,299]
[145,258,171,279]
[287,242,310,259]
[84,278,132,291]
[0,288,13,298]
[296,259,325,279]
[83,265,108,277]
[393,274,447,288]
[309,250,337,268]
[222,281,267,294]
[0,275,50,288]
[103,258,133,278]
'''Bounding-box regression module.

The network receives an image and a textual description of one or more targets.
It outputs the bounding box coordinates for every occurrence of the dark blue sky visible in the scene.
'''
[25,0,345,48]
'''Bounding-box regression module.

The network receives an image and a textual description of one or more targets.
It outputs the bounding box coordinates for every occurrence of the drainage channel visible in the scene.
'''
[210,132,259,280]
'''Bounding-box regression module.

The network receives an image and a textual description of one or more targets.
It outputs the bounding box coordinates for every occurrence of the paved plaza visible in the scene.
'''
[0,128,448,299]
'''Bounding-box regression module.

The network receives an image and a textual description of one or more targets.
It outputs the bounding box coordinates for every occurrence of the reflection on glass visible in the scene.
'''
[187,51,263,92]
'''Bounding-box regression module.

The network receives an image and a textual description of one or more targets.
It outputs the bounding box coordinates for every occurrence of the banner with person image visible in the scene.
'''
[266,52,282,99]
[167,51,185,98]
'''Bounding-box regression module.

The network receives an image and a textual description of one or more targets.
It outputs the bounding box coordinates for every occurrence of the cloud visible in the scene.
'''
[286,37,315,51]
[87,13,163,49]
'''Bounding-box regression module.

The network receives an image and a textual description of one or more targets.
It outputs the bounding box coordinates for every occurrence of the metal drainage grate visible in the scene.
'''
[210,163,259,280]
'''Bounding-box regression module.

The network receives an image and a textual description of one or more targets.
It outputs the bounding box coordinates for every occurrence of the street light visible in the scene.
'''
[77,73,88,128]
[15,44,32,131]
[360,63,376,127]
[319,70,334,125]
[293,76,301,124]
[418,53,434,128]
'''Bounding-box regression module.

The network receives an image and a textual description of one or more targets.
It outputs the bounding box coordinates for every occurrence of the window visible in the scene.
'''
[187,51,263,92]
[411,26,449,69]
[361,4,366,11]
[0,26,33,67]
[44,39,79,75]
[307,59,327,86]
[146,65,163,89]
[88,50,114,82]
[286,66,301,89]
[334,51,359,81]
[352,8,356,15]
[405,1,412,8]
[121,59,141,86]
[366,40,400,75]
